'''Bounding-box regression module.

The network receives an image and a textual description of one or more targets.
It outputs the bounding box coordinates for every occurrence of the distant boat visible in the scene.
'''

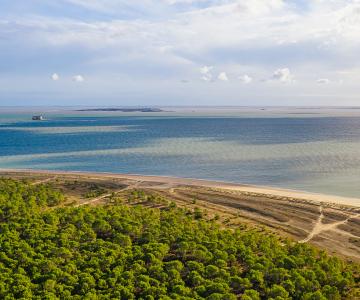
[32,115,45,121]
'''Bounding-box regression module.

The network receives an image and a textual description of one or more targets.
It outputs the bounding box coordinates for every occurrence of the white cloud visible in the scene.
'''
[200,65,213,81]
[73,75,85,82]
[317,78,330,84]
[3,1,360,104]
[51,73,59,81]
[218,72,228,81]
[200,65,212,74]
[238,74,252,84]
[5,2,360,73]
[165,0,208,4]
[271,68,293,83]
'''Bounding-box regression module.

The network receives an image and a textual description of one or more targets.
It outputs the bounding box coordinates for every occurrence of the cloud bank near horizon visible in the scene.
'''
[1,0,360,105]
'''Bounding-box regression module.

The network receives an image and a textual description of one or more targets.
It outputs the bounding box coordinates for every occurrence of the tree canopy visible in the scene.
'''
[0,178,358,299]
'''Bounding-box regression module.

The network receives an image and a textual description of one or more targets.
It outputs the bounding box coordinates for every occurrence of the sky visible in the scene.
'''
[1,0,360,106]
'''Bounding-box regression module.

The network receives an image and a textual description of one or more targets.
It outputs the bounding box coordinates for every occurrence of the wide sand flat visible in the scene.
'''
[2,168,360,206]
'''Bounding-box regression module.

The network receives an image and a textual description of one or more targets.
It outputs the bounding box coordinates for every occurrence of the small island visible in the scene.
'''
[76,107,164,112]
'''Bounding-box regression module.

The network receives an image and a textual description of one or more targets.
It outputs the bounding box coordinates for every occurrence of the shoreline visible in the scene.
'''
[1,168,359,207]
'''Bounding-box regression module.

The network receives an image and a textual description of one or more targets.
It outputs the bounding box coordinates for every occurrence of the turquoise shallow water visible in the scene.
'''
[1,111,360,198]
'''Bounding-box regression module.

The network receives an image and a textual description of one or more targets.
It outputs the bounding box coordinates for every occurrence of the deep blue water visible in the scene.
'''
[1,113,360,198]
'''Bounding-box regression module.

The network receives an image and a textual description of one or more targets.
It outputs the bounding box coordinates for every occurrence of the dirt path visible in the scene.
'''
[75,181,141,207]
[300,206,360,243]
[31,177,57,186]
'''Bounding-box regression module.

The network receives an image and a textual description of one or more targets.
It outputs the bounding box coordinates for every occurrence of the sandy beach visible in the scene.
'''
[1,168,359,207]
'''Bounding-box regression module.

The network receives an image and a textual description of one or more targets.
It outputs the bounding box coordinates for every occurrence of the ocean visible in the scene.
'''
[1,108,360,198]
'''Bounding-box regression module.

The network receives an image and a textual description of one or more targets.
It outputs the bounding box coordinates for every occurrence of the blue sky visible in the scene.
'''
[1,0,360,106]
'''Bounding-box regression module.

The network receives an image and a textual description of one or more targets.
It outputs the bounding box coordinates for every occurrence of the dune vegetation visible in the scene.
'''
[0,178,359,299]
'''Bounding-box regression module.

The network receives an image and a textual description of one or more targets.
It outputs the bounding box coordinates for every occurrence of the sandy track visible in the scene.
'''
[299,206,324,243]
[300,205,360,243]
[30,176,57,186]
[75,181,141,207]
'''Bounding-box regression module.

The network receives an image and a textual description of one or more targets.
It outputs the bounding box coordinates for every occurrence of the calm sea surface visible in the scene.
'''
[1,110,360,198]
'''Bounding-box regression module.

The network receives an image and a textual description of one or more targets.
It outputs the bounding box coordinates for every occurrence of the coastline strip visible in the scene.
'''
[0,168,359,207]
